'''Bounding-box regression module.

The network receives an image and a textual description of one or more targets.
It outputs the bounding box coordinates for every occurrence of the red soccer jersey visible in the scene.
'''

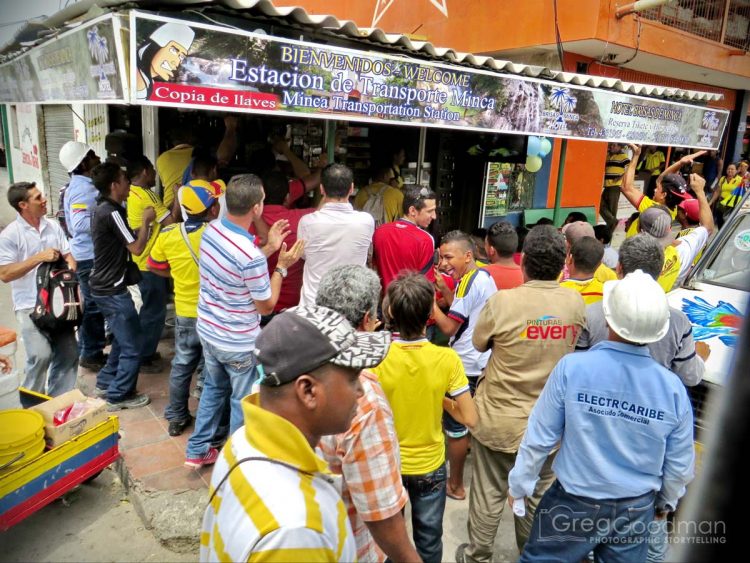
[373,219,436,291]
[249,204,313,312]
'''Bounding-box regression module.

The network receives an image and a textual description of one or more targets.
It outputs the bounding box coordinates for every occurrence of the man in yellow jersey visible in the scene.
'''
[157,116,237,208]
[640,145,666,177]
[560,237,606,305]
[600,143,631,230]
[200,305,389,562]
[375,272,477,563]
[126,156,178,373]
[636,172,713,292]
[148,184,219,437]
[561,221,617,284]
[620,144,705,238]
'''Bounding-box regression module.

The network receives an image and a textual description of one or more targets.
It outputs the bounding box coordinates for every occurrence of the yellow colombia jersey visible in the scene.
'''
[148,222,205,318]
[127,185,170,271]
[657,245,681,293]
[594,263,617,284]
[372,339,469,476]
[156,146,193,208]
[560,277,605,305]
[626,195,677,238]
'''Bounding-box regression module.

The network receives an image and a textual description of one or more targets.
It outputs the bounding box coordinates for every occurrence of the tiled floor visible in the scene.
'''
[78,341,212,492]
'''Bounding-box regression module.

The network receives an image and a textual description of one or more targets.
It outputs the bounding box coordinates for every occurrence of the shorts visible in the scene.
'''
[443,375,479,439]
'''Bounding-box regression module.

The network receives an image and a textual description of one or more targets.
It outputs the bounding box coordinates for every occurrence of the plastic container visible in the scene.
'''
[0,410,45,470]
[0,328,21,410]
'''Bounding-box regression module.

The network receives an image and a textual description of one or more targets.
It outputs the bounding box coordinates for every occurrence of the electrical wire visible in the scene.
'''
[552,0,565,70]
[617,14,642,66]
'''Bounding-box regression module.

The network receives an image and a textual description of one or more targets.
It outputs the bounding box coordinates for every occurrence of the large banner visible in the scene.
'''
[0,15,127,104]
[132,12,728,149]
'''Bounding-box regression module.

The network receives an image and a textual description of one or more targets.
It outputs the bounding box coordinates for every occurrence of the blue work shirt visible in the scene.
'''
[63,174,98,261]
[509,341,694,512]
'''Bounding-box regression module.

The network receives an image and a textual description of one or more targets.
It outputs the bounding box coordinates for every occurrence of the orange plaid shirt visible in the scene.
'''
[318,370,408,562]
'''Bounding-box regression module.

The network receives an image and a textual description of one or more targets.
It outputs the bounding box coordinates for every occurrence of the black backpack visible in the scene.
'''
[30,258,83,335]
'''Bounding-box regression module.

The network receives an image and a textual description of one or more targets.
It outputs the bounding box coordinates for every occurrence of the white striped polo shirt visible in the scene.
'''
[197,218,271,352]
[200,394,356,562]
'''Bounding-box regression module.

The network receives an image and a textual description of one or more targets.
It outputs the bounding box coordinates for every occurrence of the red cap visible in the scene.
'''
[678,198,700,223]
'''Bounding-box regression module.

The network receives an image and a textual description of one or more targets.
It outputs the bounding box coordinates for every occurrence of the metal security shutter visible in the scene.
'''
[42,105,74,214]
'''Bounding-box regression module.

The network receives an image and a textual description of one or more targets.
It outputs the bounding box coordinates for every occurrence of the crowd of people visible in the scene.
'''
[0,131,737,562]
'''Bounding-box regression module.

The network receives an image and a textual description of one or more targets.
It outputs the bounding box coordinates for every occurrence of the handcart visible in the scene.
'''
[0,389,120,531]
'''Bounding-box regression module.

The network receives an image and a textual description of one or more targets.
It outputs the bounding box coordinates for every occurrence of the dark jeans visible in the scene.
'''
[92,290,143,402]
[443,376,479,437]
[76,259,106,359]
[599,187,621,231]
[403,463,447,563]
[165,316,202,422]
[521,480,656,563]
[137,271,168,360]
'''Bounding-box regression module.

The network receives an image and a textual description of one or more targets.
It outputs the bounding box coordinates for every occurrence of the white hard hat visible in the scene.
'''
[59,141,93,173]
[150,23,195,49]
[602,270,670,344]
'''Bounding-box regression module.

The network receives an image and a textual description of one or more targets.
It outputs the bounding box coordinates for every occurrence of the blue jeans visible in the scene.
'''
[521,480,656,563]
[443,376,479,438]
[186,339,259,458]
[646,517,669,562]
[137,271,168,360]
[165,316,202,422]
[16,309,78,396]
[403,463,447,563]
[92,291,143,402]
[76,259,106,359]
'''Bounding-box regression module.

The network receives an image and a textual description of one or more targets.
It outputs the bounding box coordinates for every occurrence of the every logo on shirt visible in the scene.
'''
[519,315,578,342]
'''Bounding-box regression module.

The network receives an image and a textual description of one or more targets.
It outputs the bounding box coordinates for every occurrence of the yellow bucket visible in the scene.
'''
[0,410,46,469]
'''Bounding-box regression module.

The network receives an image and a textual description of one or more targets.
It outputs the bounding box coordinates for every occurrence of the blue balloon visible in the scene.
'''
[539,138,552,158]
[527,136,541,157]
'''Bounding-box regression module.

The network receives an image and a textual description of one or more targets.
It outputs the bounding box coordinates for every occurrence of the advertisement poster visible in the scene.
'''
[0,15,126,103]
[132,12,728,149]
[483,163,510,218]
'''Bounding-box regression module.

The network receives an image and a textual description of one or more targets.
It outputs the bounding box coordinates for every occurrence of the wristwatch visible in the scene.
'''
[274,266,288,278]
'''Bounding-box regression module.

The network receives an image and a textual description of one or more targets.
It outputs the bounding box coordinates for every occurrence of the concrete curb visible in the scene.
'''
[115,457,207,554]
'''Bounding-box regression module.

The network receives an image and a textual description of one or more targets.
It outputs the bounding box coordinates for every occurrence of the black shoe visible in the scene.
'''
[168,416,193,437]
[106,393,151,411]
[79,353,108,371]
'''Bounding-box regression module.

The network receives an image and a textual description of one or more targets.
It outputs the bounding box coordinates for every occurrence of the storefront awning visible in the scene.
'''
[0,0,731,148]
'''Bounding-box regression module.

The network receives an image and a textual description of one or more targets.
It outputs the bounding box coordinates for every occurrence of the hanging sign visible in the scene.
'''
[0,14,128,104]
[131,12,728,149]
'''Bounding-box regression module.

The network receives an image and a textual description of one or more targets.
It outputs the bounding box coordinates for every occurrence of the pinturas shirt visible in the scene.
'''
[63,174,98,261]
[89,197,138,296]
[471,280,586,452]
[0,215,70,310]
[509,341,694,512]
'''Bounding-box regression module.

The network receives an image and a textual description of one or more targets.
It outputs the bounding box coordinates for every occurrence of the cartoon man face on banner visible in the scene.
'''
[136,22,195,100]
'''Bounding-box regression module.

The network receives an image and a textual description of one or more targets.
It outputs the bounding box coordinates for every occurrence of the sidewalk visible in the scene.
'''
[76,339,212,552]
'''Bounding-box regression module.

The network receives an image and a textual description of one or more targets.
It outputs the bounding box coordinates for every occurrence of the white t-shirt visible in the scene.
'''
[0,215,70,311]
[447,268,496,376]
[674,226,709,288]
[297,202,374,307]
